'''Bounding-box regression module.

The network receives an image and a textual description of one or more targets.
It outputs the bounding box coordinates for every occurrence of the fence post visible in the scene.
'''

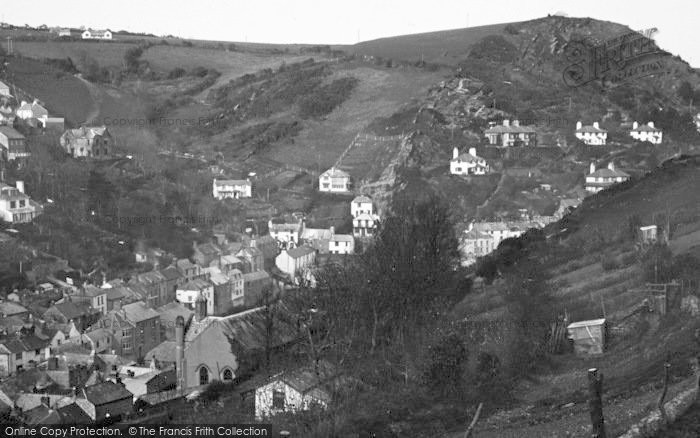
[588,368,607,438]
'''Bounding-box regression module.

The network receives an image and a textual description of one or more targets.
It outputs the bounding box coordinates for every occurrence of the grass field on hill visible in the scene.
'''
[266,64,445,170]
[347,22,515,66]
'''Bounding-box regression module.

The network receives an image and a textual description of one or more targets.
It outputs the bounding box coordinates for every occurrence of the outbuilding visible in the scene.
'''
[567,318,606,355]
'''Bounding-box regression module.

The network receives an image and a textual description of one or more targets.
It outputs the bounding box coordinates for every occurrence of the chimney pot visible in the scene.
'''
[576,121,582,130]
[469,147,477,157]
[452,147,458,160]
[593,121,600,129]
[633,121,639,130]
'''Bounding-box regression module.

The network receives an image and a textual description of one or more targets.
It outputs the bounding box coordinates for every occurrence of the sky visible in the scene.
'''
[2,0,699,65]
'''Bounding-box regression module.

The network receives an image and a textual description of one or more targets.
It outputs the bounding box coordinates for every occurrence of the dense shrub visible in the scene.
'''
[298,76,359,119]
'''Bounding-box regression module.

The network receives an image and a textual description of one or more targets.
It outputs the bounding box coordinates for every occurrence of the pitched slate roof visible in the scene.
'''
[160,266,183,281]
[352,195,372,204]
[484,123,536,134]
[330,234,354,243]
[320,167,350,179]
[47,302,95,320]
[0,300,28,316]
[145,340,177,364]
[576,124,607,133]
[185,304,298,349]
[57,402,92,423]
[83,381,132,405]
[242,270,271,282]
[286,246,315,259]
[120,302,160,323]
[17,101,48,117]
[213,179,250,187]
[0,126,26,140]
[62,126,108,140]
[588,168,630,178]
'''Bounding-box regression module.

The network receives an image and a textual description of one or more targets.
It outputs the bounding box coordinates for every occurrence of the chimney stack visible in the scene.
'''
[452,147,458,160]
[590,162,596,174]
[608,161,615,171]
[648,121,654,128]
[175,315,185,391]
[633,121,639,130]
[513,119,520,127]
[195,291,207,321]
[503,119,510,127]
[16,181,24,194]
[593,121,600,129]
[576,121,583,131]
[469,147,477,157]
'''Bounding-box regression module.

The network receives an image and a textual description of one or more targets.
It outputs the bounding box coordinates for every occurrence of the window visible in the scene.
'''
[272,390,285,410]
[19,200,25,207]
[199,366,209,385]
[222,369,233,381]
[122,342,132,350]
[35,349,40,355]
[10,201,15,209]
[15,352,21,360]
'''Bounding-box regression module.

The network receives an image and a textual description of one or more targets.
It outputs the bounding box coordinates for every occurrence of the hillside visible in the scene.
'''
[347,22,515,66]
[445,155,700,437]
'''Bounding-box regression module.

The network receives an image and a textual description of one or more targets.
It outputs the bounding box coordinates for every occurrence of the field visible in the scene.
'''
[264,64,445,170]
[345,22,515,66]
[3,56,93,124]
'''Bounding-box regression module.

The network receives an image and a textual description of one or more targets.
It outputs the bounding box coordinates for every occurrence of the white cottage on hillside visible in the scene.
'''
[585,162,630,193]
[629,121,662,144]
[319,167,350,193]
[213,178,252,199]
[450,147,489,175]
[575,121,607,145]
[81,29,112,40]
[351,195,379,238]
[275,246,316,279]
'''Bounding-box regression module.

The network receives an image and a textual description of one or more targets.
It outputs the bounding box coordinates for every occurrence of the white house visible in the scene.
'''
[585,162,630,193]
[459,228,496,266]
[176,279,215,316]
[484,119,537,147]
[81,29,112,40]
[255,361,342,420]
[450,147,490,175]
[275,246,316,278]
[351,195,379,238]
[16,100,49,121]
[268,219,303,245]
[57,28,71,37]
[212,178,252,199]
[629,121,662,144]
[319,167,350,193]
[329,234,354,254]
[575,121,607,145]
[0,182,43,224]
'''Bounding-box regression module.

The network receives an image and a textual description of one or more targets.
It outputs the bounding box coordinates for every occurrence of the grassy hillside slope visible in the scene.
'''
[348,22,514,65]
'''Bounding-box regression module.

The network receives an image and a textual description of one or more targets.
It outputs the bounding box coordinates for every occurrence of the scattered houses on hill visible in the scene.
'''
[59,126,112,159]
[585,161,630,193]
[450,147,490,175]
[0,126,29,161]
[484,119,537,147]
[575,121,607,145]
[81,29,113,40]
[212,178,252,199]
[0,181,43,223]
[629,121,662,144]
[319,167,351,193]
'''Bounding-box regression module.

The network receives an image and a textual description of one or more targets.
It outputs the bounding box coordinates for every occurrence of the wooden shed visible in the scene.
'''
[567,318,606,356]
